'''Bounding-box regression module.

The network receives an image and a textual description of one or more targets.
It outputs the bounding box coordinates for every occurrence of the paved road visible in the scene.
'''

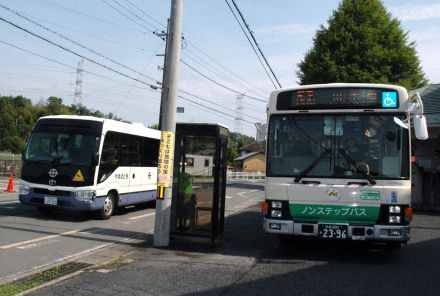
[30,196,440,296]
[0,182,265,284]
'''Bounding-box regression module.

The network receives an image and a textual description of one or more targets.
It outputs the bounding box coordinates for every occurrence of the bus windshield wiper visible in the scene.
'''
[294,149,330,183]
[338,149,376,185]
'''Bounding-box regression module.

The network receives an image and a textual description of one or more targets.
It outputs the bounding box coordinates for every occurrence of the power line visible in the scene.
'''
[230,0,282,88]
[183,40,270,96]
[101,0,156,33]
[0,40,256,126]
[0,4,160,85]
[36,0,149,35]
[224,0,278,89]
[182,49,267,100]
[26,12,149,52]
[177,94,254,125]
[122,0,166,30]
[0,16,161,89]
[101,0,269,99]
[110,0,160,31]
[181,59,266,103]
[179,89,264,122]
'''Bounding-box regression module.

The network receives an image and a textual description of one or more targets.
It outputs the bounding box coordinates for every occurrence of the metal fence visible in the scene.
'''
[226,171,265,181]
[0,153,22,177]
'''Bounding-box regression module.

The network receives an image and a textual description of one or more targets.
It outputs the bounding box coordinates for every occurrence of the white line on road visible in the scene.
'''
[0,229,81,250]
[1,206,16,209]
[0,242,113,285]
[0,201,19,205]
[226,196,234,199]
[128,212,155,220]
[237,189,260,198]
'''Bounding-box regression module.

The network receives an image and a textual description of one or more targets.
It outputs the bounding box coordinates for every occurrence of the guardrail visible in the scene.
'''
[227,172,265,181]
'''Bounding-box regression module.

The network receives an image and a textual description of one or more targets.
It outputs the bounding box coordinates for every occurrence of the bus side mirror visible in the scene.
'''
[414,115,428,140]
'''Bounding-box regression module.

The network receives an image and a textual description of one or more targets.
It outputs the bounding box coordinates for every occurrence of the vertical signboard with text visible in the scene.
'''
[157,131,175,199]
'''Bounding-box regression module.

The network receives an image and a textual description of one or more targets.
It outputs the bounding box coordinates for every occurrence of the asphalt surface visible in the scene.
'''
[0,182,265,287]
[26,190,440,296]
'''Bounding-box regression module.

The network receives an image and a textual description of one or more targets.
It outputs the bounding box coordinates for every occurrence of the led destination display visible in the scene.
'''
[276,88,399,110]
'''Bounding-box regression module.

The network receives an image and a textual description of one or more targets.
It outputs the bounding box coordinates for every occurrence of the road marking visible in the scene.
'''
[0,201,19,205]
[0,229,81,250]
[1,206,16,209]
[0,242,114,285]
[17,239,59,250]
[128,212,155,220]
[237,189,260,198]
[226,195,234,199]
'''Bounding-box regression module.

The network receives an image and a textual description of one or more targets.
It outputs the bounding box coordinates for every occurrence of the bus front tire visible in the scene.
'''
[98,193,115,220]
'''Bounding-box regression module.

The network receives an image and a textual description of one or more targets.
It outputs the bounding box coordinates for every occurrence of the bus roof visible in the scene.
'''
[37,115,161,139]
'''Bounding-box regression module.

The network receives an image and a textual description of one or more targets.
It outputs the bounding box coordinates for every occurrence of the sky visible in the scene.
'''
[0,0,439,137]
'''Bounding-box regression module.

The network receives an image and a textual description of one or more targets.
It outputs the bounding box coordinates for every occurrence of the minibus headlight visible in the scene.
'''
[271,201,282,208]
[19,184,30,195]
[75,190,96,201]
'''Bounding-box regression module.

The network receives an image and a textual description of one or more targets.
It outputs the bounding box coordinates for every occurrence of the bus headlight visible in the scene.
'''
[75,190,96,201]
[271,210,282,218]
[19,184,30,195]
[389,206,401,214]
[389,216,401,224]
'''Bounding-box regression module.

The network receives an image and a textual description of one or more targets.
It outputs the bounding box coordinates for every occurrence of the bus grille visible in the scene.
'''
[33,188,71,197]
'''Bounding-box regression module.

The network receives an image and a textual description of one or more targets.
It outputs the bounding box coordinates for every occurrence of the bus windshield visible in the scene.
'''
[25,127,100,166]
[267,114,409,180]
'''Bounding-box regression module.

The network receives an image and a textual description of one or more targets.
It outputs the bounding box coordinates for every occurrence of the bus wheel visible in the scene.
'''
[99,192,115,220]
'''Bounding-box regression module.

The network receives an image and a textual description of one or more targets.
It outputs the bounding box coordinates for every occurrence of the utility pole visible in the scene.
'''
[154,0,183,247]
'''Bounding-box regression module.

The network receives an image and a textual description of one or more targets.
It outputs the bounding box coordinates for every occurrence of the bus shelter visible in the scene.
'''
[170,123,228,243]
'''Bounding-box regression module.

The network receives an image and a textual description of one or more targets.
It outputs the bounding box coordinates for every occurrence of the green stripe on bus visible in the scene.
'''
[290,204,380,223]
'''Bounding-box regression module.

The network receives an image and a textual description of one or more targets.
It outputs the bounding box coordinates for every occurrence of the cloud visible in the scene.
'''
[389,3,440,21]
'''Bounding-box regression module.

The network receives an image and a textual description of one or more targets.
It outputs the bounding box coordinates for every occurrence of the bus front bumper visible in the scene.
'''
[263,218,410,242]
[19,193,104,212]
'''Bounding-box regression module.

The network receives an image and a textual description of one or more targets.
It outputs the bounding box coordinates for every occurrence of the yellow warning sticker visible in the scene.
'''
[72,170,85,182]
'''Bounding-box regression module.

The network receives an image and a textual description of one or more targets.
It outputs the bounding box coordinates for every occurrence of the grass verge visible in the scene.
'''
[0,262,90,296]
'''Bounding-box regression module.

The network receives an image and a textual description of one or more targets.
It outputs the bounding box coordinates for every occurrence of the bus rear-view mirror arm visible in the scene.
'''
[393,92,428,140]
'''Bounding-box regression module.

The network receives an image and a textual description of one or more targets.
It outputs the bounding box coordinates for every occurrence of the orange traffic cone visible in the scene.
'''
[6,174,14,192]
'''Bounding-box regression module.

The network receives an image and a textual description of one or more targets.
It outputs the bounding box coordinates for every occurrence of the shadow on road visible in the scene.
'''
[169,209,440,296]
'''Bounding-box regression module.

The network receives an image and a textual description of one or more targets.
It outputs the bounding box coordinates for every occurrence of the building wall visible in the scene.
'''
[243,153,266,172]
[184,154,213,176]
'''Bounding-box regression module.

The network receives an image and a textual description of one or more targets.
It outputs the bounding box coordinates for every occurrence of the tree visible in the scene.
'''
[0,95,130,153]
[228,132,255,165]
[297,0,428,89]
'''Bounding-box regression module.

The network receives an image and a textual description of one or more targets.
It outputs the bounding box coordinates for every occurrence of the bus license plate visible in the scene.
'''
[318,224,348,239]
[44,196,57,206]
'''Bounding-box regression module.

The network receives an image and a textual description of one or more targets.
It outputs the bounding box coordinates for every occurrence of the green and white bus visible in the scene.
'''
[262,83,428,249]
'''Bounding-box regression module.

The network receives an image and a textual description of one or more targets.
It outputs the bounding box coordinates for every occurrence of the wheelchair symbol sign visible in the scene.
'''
[382,92,397,108]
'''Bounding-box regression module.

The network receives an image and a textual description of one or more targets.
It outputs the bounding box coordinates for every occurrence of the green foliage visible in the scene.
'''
[0,96,126,154]
[228,132,255,165]
[297,0,428,89]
